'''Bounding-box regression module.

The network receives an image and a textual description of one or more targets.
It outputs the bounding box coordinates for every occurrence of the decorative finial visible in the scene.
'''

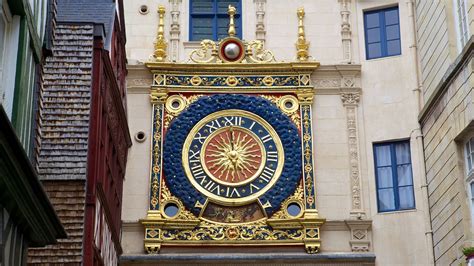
[152,5,167,62]
[296,7,309,61]
[228,5,236,37]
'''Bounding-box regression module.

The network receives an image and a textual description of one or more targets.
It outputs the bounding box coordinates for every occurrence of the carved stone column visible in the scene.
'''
[254,0,266,42]
[339,0,352,63]
[169,0,181,62]
[340,92,365,218]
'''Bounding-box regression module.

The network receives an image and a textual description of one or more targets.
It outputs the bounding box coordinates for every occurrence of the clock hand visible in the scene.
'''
[229,126,235,151]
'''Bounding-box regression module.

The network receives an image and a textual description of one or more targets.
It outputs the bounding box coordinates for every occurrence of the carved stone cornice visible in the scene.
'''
[340,92,360,106]
[345,220,372,252]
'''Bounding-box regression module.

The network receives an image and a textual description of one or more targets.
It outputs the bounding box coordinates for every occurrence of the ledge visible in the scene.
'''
[418,36,474,124]
[121,252,376,264]
[0,106,66,246]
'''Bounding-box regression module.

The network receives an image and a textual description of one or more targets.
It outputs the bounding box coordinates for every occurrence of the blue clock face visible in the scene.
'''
[163,94,302,216]
[182,110,284,205]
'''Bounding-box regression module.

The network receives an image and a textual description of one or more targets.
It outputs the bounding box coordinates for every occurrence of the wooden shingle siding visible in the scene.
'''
[416,0,453,102]
[420,59,474,265]
[36,24,94,181]
[28,180,85,263]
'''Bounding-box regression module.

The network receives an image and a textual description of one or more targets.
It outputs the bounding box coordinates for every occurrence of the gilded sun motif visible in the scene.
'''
[203,126,264,186]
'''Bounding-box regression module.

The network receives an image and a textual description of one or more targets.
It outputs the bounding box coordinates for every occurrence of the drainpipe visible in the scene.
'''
[407,0,435,264]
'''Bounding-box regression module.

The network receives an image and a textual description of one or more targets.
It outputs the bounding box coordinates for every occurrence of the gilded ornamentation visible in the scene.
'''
[150,6,168,62]
[228,5,237,37]
[301,105,316,209]
[260,94,300,129]
[246,40,275,63]
[225,76,238,86]
[149,105,163,210]
[154,74,165,86]
[296,8,310,61]
[165,74,299,87]
[161,182,197,220]
[161,221,305,242]
[271,184,304,219]
[204,126,263,183]
[163,94,204,129]
[190,40,219,63]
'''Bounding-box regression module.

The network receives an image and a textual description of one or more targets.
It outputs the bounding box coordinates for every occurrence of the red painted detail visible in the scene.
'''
[83,8,131,265]
[219,39,244,62]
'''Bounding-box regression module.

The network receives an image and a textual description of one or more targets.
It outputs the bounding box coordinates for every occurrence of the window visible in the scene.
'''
[465,137,474,176]
[190,0,242,41]
[364,6,401,60]
[374,140,415,212]
[454,0,470,52]
[465,138,474,224]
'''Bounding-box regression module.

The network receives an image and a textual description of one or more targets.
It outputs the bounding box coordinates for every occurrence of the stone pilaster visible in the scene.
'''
[254,0,266,42]
[339,0,352,63]
[169,0,181,62]
[340,92,365,218]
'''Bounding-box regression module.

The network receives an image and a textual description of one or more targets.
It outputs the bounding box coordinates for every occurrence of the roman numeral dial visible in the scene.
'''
[182,109,284,205]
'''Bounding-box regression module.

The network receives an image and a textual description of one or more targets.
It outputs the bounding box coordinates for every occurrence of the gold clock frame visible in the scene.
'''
[141,5,324,255]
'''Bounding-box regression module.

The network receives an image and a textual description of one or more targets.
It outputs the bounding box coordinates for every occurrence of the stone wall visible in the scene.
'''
[420,54,474,265]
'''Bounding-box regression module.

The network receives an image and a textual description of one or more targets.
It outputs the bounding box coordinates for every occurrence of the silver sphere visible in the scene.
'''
[224,43,240,60]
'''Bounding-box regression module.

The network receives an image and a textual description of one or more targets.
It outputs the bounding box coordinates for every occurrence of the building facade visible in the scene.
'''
[120,0,444,265]
[0,0,66,265]
[416,0,474,265]
[28,0,131,265]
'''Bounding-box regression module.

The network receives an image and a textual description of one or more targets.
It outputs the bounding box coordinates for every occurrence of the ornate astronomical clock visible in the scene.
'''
[142,5,325,254]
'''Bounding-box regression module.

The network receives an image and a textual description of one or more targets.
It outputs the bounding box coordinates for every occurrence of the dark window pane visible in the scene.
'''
[395,142,410,164]
[387,40,401,55]
[192,17,213,40]
[217,0,240,13]
[378,188,395,211]
[377,167,393,188]
[365,13,379,28]
[386,25,400,40]
[399,186,415,209]
[367,28,381,43]
[368,43,382,58]
[192,0,213,13]
[397,165,413,186]
[385,9,399,25]
[375,145,391,166]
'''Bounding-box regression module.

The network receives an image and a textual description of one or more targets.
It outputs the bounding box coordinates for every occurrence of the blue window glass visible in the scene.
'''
[364,6,401,59]
[374,140,415,212]
[190,0,242,41]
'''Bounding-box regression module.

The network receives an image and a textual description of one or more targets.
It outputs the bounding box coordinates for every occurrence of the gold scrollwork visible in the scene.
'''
[262,76,274,86]
[271,185,304,219]
[164,94,204,129]
[161,182,197,221]
[225,76,238,86]
[190,75,202,86]
[161,220,304,242]
[165,95,186,115]
[260,95,300,129]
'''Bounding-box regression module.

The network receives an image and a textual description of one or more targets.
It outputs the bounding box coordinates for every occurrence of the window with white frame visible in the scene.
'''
[454,0,470,52]
[465,137,474,224]
[466,137,474,176]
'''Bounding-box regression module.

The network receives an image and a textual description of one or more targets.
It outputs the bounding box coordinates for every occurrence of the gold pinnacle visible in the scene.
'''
[296,7,309,61]
[228,5,236,37]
